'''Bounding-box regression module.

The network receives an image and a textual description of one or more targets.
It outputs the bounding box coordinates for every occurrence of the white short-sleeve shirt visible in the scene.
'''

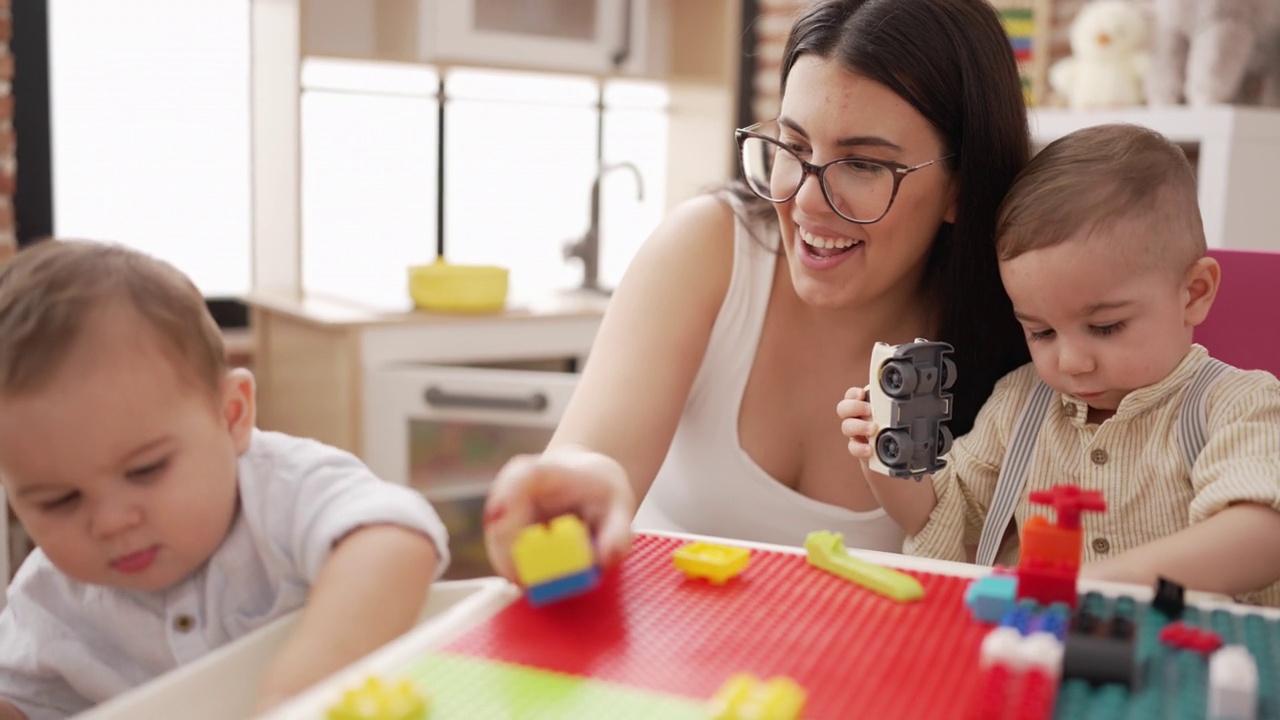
[0,430,450,720]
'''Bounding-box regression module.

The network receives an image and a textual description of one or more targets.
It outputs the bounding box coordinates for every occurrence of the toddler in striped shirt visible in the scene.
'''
[839,123,1280,605]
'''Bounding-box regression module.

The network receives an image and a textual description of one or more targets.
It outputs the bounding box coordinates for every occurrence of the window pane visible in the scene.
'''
[600,80,668,289]
[443,70,599,299]
[48,0,251,297]
[301,60,439,309]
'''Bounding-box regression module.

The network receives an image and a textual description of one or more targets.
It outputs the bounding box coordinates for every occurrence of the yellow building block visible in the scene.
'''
[673,542,751,584]
[326,676,428,720]
[511,514,595,587]
[709,673,807,720]
[804,530,924,603]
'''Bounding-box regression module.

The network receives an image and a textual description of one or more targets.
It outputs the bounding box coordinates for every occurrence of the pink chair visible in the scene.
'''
[1196,249,1280,377]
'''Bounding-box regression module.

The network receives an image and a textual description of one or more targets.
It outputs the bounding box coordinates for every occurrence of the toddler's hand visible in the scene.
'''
[837,386,876,462]
[483,446,636,583]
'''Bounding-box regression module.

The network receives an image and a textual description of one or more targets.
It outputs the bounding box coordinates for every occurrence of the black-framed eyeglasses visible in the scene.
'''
[735,121,953,224]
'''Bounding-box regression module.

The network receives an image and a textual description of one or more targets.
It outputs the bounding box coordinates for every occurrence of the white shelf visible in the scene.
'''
[1030,106,1280,251]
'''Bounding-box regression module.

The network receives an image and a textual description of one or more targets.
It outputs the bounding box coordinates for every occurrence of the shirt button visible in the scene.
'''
[173,614,196,633]
[1090,448,1109,465]
[1063,404,1077,418]
[1092,537,1111,554]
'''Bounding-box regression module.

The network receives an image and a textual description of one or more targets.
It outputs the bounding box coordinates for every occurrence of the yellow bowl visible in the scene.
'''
[408,259,509,313]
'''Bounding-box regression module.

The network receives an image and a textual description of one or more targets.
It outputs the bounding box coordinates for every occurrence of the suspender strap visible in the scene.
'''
[1177,357,1232,471]
[975,380,1056,567]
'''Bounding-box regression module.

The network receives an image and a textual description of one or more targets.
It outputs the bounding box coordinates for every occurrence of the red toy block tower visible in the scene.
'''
[1016,485,1106,609]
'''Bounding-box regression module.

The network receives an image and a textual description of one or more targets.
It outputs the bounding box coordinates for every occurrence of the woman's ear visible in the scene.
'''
[1183,256,1220,327]
[220,368,257,454]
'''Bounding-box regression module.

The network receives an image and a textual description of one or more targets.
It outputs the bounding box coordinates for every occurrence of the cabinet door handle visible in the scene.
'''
[423,386,549,412]
[612,0,633,67]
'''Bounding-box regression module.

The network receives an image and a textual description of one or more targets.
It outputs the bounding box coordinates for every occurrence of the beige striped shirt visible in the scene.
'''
[905,345,1280,606]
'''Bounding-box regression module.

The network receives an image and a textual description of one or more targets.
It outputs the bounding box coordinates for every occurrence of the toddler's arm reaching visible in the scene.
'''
[253,524,440,713]
[1080,503,1280,596]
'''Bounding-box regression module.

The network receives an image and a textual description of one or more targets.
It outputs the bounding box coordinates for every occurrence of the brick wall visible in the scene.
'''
[0,0,12,264]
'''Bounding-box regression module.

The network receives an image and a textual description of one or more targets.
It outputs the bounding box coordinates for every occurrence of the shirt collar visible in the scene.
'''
[1057,344,1207,424]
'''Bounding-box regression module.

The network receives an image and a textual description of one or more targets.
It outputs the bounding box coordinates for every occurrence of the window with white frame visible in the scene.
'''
[304,62,668,309]
[48,3,667,307]
[48,0,252,297]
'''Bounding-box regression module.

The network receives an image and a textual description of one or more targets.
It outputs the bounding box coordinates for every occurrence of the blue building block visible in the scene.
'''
[525,566,602,607]
[966,575,1018,623]
[1030,604,1069,641]
[1001,605,1035,635]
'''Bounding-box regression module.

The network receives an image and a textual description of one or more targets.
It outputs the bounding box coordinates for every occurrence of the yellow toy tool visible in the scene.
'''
[804,530,924,602]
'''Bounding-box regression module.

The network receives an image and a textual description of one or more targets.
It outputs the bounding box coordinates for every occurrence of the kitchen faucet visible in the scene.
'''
[564,161,644,294]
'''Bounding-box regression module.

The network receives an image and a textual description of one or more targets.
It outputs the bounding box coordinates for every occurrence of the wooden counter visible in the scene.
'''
[244,290,608,457]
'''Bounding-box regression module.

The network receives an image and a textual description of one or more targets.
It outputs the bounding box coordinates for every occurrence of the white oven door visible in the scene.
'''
[363,365,578,578]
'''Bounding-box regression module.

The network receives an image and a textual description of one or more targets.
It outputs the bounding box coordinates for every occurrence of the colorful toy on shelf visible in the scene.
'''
[326,676,428,720]
[867,338,956,479]
[510,514,601,607]
[1048,0,1150,110]
[803,530,924,602]
[672,542,750,584]
[708,673,807,720]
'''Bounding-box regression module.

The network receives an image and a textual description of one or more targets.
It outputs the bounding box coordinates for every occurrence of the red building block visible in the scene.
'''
[1158,622,1224,655]
[1016,558,1078,609]
[1011,668,1058,720]
[1027,486,1106,531]
[964,664,1014,720]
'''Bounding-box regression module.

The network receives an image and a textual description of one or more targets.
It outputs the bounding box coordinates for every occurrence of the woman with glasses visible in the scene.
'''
[483,0,1031,577]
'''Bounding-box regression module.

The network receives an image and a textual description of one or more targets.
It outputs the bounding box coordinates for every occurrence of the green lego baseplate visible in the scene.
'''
[1058,591,1278,719]
[402,652,710,719]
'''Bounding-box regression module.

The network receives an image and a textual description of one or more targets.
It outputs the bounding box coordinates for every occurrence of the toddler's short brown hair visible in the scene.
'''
[996,124,1205,273]
[0,240,227,398]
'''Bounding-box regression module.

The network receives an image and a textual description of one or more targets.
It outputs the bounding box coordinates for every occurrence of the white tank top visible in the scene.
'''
[633,206,905,552]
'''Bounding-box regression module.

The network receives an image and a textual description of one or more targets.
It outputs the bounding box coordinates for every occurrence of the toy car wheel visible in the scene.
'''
[879,360,918,399]
[876,429,912,468]
[937,424,953,457]
[940,358,957,391]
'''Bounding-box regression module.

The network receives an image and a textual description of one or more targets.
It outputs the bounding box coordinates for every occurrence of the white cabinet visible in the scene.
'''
[364,365,579,579]
[246,291,606,581]
[1030,106,1280,251]
[303,0,669,77]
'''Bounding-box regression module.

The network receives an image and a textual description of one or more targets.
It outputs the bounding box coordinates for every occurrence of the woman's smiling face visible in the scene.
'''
[773,55,958,311]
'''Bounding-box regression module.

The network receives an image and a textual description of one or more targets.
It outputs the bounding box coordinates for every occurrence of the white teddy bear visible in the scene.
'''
[1050,0,1151,110]
[1146,0,1280,106]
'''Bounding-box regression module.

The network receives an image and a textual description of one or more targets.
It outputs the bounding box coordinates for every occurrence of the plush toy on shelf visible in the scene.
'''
[1147,0,1280,106]
[1049,0,1151,110]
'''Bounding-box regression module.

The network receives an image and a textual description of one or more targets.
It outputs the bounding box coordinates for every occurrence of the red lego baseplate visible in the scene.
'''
[444,534,990,719]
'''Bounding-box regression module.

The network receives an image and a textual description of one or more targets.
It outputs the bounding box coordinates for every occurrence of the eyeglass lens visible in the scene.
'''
[740,135,895,223]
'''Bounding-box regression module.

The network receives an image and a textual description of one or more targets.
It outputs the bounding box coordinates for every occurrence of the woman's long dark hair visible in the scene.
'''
[767,0,1032,435]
